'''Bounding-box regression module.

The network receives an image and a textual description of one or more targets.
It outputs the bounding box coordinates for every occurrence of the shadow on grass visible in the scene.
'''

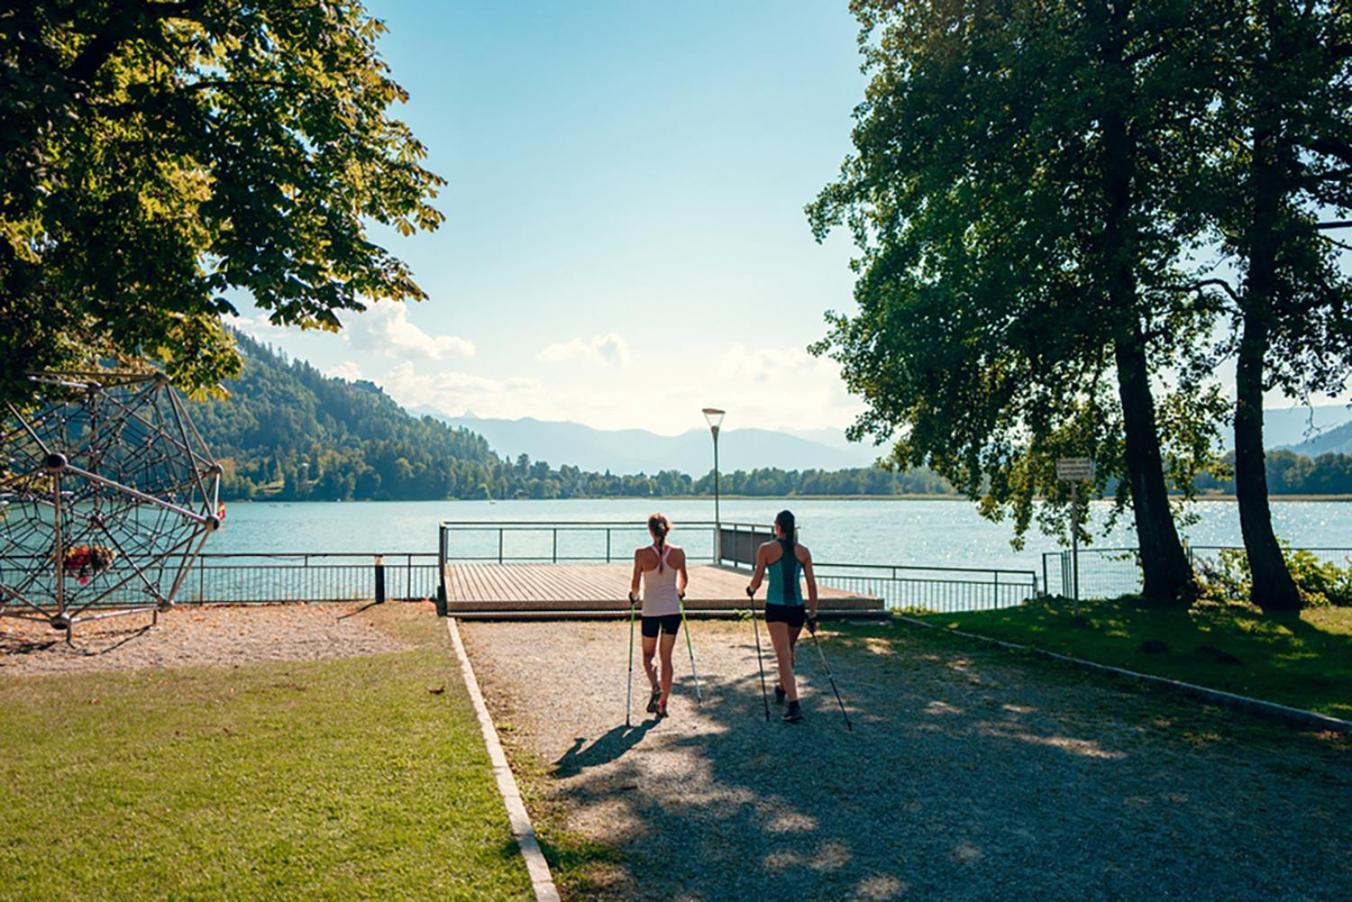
[916,596,1352,718]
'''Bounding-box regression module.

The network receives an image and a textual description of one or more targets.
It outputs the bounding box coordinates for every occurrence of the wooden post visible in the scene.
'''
[375,554,386,605]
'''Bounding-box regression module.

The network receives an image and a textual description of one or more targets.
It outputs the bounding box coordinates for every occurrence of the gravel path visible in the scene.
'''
[461,620,1350,901]
[0,603,408,675]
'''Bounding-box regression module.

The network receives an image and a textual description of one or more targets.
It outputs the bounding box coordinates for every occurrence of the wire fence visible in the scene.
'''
[178,553,439,604]
[814,562,1039,613]
[1,552,439,611]
[438,520,737,565]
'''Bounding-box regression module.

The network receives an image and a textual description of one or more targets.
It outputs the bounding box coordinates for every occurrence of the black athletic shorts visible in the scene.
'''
[641,614,682,638]
[764,603,806,628]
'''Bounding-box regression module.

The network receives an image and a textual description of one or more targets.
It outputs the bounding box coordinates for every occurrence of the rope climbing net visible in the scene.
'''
[1,372,222,637]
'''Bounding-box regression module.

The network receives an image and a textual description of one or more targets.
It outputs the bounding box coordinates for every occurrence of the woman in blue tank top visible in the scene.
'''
[746,510,818,723]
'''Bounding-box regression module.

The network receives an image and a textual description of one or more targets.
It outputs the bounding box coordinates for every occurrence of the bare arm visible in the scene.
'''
[800,545,818,616]
[629,549,643,600]
[747,543,769,594]
[676,548,689,598]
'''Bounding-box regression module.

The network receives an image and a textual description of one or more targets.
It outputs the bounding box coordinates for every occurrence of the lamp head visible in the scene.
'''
[702,407,725,434]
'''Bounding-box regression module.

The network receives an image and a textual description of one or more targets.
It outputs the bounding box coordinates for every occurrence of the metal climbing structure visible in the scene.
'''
[0,372,222,638]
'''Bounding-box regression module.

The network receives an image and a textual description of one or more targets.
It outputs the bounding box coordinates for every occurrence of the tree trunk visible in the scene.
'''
[1114,331,1198,604]
[1235,127,1303,612]
[1098,0,1197,604]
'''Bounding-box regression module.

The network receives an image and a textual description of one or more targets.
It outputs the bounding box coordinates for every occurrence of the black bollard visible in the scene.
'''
[374,554,386,604]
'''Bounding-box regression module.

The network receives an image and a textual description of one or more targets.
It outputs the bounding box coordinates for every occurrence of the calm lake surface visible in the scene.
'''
[211,498,1352,573]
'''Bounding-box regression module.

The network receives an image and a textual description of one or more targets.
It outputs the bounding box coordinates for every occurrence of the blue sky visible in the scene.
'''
[238,0,871,435]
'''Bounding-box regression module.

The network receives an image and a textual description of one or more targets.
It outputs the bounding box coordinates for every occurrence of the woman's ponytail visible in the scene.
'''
[648,513,671,571]
[775,510,796,547]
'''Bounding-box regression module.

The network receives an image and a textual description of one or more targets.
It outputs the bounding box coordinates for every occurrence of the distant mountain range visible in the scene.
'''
[404,404,1351,476]
[1261,403,1352,452]
[410,412,885,475]
[1282,419,1352,456]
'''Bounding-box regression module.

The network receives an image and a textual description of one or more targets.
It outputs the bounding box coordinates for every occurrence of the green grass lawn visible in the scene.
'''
[914,598,1352,720]
[0,604,533,900]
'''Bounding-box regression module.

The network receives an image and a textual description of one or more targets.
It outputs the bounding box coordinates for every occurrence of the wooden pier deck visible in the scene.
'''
[442,563,884,619]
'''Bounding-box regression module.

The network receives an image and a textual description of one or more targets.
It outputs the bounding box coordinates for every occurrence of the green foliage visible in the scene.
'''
[808,0,1225,554]
[0,1,444,403]
[1199,0,1352,406]
[1194,449,1352,496]
[1198,545,1352,608]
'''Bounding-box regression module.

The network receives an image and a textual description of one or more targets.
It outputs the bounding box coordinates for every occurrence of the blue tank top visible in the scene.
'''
[766,539,803,606]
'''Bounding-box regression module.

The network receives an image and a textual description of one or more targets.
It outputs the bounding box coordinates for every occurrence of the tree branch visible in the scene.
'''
[1318,232,1352,253]
[65,0,207,86]
[1304,136,1352,169]
[1189,278,1240,305]
[1317,220,1352,229]
[182,78,309,94]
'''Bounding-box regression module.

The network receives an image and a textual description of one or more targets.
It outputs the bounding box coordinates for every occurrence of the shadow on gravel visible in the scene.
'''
[542,624,1350,901]
[554,721,657,777]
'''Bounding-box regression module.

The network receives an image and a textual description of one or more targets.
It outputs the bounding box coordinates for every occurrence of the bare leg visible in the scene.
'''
[641,634,659,690]
[658,631,678,705]
[768,622,798,702]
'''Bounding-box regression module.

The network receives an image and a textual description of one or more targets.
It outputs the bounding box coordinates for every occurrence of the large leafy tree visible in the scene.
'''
[810,0,1224,602]
[0,0,443,403]
[1198,0,1352,610]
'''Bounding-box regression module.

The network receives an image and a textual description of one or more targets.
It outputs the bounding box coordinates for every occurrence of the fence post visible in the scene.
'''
[498,529,504,564]
[374,554,385,604]
[552,528,558,563]
[436,527,449,615]
[993,571,999,608]
[606,528,611,563]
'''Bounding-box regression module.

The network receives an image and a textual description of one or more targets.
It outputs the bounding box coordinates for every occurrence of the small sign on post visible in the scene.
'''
[1055,457,1094,482]
[1056,458,1094,606]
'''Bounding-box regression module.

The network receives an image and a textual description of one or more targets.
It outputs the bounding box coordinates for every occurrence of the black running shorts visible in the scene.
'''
[764,603,806,628]
[641,613,682,638]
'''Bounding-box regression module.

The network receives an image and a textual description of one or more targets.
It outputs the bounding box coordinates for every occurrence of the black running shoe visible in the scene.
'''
[782,701,803,723]
[646,687,661,714]
[655,701,668,720]
[774,684,786,705]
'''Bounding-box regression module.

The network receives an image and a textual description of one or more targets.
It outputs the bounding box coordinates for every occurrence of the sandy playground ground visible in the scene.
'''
[0,602,408,675]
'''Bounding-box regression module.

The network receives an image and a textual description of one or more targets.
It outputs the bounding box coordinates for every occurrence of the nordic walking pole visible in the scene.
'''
[745,586,770,721]
[679,593,702,703]
[807,616,853,731]
[626,591,637,727]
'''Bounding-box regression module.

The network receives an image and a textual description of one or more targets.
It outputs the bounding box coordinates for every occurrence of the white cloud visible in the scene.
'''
[324,360,364,382]
[345,303,475,360]
[538,333,632,368]
[225,312,289,342]
[382,361,544,418]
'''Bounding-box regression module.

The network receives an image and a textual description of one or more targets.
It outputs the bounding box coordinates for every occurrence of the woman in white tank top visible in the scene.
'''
[628,513,689,719]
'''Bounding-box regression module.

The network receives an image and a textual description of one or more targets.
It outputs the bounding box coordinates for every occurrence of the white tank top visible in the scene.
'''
[641,544,681,617]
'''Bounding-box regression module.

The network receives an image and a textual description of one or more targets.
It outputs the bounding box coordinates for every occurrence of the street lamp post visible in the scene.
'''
[702,407,725,562]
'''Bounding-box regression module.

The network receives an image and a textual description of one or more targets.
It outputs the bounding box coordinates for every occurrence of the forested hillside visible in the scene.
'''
[191,336,958,501]
[191,335,511,500]
[190,335,1351,501]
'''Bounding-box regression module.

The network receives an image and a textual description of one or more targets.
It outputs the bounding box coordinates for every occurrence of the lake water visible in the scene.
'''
[211,497,1352,573]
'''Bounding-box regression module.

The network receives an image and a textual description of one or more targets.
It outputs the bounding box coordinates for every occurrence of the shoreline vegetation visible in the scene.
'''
[198,336,1352,505]
[217,492,1352,503]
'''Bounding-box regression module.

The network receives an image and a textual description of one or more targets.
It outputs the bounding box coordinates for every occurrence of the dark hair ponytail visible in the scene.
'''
[775,510,795,547]
[648,513,671,571]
